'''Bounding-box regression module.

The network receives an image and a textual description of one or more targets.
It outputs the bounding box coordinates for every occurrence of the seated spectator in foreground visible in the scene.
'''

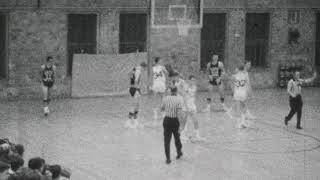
[60,168,71,180]
[9,155,24,175]
[0,160,10,180]
[0,143,11,164]
[49,165,69,180]
[0,142,25,166]
[8,167,31,180]
[24,170,42,180]
[28,157,52,180]
[13,144,24,158]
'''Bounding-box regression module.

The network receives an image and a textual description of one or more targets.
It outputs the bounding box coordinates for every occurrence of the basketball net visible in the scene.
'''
[177,19,191,36]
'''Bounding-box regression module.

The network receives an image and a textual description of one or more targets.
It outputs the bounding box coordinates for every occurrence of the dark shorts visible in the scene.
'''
[43,81,54,88]
[209,78,221,86]
[129,87,140,97]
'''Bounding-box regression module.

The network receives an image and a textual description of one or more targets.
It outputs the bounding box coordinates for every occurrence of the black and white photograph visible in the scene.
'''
[0,0,320,179]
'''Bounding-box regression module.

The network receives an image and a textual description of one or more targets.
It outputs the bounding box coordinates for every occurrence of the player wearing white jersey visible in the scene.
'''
[243,61,256,120]
[184,75,205,141]
[151,57,168,126]
[151,57,167,94]
[232,65,250,128]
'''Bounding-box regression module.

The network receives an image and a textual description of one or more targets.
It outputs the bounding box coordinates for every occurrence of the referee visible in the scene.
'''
[285,71,316,129]
[160,87,183,164]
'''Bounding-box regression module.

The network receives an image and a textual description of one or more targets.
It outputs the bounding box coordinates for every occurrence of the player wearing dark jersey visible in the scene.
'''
[205,54,226,112]
[40,56,56,116]
[126,62,147,128]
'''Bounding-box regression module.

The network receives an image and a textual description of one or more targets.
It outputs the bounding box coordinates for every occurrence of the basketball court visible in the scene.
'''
[1,0,320,179]
[0,88,319,179]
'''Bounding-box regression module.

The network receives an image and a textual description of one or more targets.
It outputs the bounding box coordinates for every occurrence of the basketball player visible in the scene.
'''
[232,65,250,128]
[40,56,56,116]
[285,70,317,129]
[126,62,147,128]
[184,75,205,141]
[151,57,168,125]
[205,54,226,112]
[171,73,188,140]
[243,61,256,119]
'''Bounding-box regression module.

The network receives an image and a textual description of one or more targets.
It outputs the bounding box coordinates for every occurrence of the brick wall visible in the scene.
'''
[268,9,316,87]
[7,10,69,99]
[72,53,148,98]
[0,0,319,98]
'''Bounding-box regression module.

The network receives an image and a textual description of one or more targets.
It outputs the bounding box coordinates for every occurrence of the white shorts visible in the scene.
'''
[234,89,248,102]
[152,81,166,94]
[186,98,197,112]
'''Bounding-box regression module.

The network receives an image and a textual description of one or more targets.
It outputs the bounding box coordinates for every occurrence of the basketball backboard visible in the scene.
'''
[151,0,203,29]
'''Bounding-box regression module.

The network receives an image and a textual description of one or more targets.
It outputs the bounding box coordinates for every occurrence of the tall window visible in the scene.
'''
[315,13,320,67]
[67,14,97,76]
[200,13,226,69]
[119,13,147,53]
[0,13,7,79]
[245,13,270,67]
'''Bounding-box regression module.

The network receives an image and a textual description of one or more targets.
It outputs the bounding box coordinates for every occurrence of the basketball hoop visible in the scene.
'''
[177,19,191,36]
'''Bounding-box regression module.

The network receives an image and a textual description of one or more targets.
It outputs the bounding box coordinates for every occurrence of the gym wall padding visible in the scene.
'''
[72,53,148,98]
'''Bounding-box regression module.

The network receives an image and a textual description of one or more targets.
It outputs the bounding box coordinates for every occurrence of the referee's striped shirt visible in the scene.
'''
[161,95,182,118]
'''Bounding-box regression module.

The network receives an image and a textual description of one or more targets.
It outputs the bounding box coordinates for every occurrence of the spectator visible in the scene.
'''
[9,155,24,175]
[8,167,30,180]
[49,165,71,180]
[0,160,10,180]
[14,144,24,157]
[28,157,45,172]
[60,168,71,180]
[28,157,52,180]
[49,165,61,180]
[0,143,11,164]
[24,170,42,180]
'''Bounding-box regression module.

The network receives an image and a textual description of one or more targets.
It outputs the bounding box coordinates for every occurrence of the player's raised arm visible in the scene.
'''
[300,72,317,84]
